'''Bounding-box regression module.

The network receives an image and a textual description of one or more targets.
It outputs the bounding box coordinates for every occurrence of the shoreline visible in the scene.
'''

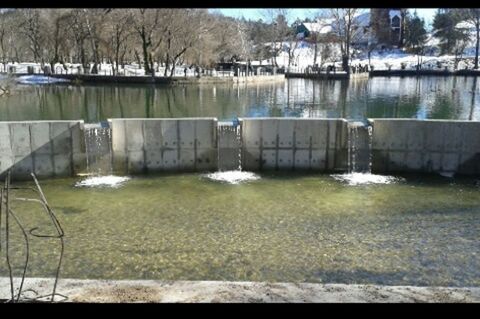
[1,277,479,303]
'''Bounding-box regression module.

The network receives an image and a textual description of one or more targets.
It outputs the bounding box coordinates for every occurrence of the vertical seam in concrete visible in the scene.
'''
[325,120,330,171]
[69,124,74,177]
[275,122,279,171]
[124,119,129,174]
[176,120,180,170]
[50,123,56,177]
[29,123,35,175]
[259,121,263,171]
[141,120,147,174]
[194,120,197,171]
[292,123,297,171]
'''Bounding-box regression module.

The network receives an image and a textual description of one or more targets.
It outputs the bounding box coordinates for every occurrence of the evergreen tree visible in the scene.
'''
[404,12,428,69]
[433,10,461,54]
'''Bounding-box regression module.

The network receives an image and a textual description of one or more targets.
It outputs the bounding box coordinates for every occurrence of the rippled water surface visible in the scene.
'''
[0,77,479,122]
[3,172,480,286]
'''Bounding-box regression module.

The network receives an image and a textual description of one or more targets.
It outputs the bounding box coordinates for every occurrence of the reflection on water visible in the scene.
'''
[0,77,479,122]
[3,172,480,286]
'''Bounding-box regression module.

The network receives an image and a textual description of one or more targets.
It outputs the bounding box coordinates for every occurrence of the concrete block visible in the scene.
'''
[112,151,127,174]
[277,150,293,169]
[261,150,276,169]
[179,149,196,170]
[125,120,144,151]
[405,151,423,171]
[294,150,310,169]
[311,149,327,170]
[70,122,85,154]
[51,122,72,155]
[371,150,388,173]
[0,155,14,175]
[442,153,459,172]
[388,151,407,171]
[30,122,52,154]
[34,154,54,178]
[241,148,261,171]
[443,122,463,152]
[127,150,145,173]
[111,120,127,153]
[196,149,216,171]
[178,120,196,148]
[278,120,294,148]
[162,150,179,169]
[294,121,311,149]
[196,120,215,149]
[261,119,277,148]
[145,150,163,171]
[311,120,328,149]
[242,120,261,149]
[144,120,163,150]
[425,122,445,152]
[458,152,480,175]
[406,121,425,151]
[0,123,12,153]
[423,152,442,172]
[53,154,71,176]
[11,123,31,156]
[461,123,480,152]
[11,155,33,179]
[161,120,178,149]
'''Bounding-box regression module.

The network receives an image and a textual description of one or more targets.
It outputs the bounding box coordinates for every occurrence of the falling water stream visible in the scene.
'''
[206,121,260,184]
[332,121,403,185]
[76,123,130,188]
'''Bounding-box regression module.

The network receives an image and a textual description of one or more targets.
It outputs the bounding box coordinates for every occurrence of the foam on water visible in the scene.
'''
[16,75,70,84]
[204,170,260,184]
[75,175,130,188]
[331,173,404,186]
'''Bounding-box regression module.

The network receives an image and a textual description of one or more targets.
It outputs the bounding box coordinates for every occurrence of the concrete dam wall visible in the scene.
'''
[1,118,479,180]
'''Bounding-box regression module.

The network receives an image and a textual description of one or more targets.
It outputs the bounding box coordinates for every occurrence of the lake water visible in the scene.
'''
[0,77,479,122]
[2,172,480,286]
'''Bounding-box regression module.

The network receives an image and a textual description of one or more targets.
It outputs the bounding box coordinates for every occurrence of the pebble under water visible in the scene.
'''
[2,172,480,287]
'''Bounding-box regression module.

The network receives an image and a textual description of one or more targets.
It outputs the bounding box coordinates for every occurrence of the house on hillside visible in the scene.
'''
[296,9,407,49]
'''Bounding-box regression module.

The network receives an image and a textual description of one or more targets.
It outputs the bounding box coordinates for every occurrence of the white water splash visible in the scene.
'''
[331,173,404,186]
[75,175,130,188]
[204,170,260,184]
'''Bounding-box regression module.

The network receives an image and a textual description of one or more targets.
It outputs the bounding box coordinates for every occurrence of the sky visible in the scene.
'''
[214,8,438,27]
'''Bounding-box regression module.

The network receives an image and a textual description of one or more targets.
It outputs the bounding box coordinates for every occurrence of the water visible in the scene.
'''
[83,123,113,175]
[2,172,480,287]
[0,77,479,122]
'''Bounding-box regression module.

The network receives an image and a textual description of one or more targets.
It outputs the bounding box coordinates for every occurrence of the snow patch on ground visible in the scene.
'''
[16,75,70,84]
[331,173,404,186]
[75,175,131,188]
[204,170,260,184]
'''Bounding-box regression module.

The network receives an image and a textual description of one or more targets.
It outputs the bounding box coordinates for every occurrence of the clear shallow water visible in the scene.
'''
[0,77,479,122]
[2,172,480,286]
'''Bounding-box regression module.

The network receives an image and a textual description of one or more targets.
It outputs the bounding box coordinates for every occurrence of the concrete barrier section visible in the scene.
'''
[240,118,348,171]
[110,118,217,174]
[370,119,480,175]
[0,121,86,180]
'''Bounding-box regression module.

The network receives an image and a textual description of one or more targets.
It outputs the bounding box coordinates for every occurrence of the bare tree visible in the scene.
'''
[329,8,363,71]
